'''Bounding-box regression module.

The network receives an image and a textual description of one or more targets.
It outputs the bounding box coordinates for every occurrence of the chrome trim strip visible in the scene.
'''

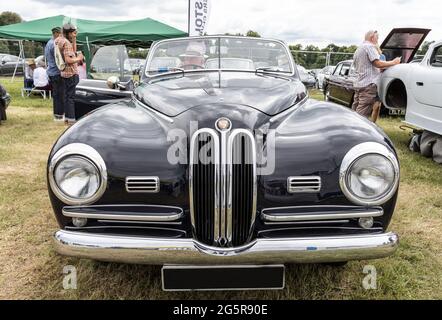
[226,129,257,244]
[48,143,108,206]
[161,265,285,292]
[189,129,220,243]
[62,207,183,222]
[75,85,133,96]
[125,176,160,193]
[54,230,399,265]
[218,129,229,244]
[261,207,384,222]
[264,220,350,226]
[339,142,400,206]
[287,176,321,193]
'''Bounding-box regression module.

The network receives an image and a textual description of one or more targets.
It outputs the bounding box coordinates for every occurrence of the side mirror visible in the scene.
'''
[107,76,120,89]
[1,60,6,65]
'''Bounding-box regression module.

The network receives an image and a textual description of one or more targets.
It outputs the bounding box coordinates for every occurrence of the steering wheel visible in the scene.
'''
[180,64,205,70]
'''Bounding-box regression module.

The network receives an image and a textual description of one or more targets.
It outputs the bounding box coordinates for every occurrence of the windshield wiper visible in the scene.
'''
[255,67,292,74]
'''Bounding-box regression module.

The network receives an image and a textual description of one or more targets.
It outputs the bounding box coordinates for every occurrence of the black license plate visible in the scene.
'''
[162,265,285,291]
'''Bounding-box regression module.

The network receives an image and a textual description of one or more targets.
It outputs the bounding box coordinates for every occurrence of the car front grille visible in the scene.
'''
[190,128,257,248]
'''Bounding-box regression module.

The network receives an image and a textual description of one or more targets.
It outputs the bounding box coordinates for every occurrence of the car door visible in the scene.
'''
[380,28,431,63]
[339,62,356,106]
[326,63,342,101]
[75,45,136,119]
[410,44,442,108]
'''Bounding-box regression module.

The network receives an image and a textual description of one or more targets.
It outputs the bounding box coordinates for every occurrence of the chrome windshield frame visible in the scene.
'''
[144,36,297,79]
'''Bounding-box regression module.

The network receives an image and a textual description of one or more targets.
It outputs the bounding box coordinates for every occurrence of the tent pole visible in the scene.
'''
[84,36,92,78]
[188,0,191,36]
[11,40,24,83]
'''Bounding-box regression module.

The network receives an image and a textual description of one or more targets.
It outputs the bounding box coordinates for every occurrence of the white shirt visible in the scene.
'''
[33,67,49,87]
[352,41,381,88]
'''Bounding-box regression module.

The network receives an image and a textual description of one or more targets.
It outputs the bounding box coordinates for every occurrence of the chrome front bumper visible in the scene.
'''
[53,230,399,265]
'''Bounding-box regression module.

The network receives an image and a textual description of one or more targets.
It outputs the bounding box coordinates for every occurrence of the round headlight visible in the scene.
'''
[54,156,100,199]
[340,143,399,206]
[49,143,107,205]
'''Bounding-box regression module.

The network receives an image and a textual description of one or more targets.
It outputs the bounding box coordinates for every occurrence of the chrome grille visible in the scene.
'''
[287,176,321,193]
[227,130,257,247]
[190,128,257,248]
[126,177,160,193]
[189,129,219,245]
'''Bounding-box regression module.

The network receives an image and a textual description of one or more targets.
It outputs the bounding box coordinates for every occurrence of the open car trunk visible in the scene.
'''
[380,28,431,63]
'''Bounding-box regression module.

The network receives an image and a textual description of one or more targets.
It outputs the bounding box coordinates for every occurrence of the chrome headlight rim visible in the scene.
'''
[48,143,107,205]
[339,142,400,206]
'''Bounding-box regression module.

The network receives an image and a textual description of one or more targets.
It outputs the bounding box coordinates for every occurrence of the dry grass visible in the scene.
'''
[0,81,441,300]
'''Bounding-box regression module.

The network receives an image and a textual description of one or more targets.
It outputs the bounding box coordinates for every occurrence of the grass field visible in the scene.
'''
[0,77,441,300]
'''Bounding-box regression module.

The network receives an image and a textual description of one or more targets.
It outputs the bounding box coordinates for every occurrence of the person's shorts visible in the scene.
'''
[352,83,380,118]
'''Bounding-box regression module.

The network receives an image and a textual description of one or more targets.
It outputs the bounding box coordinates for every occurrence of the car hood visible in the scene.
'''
[134,71,307,117]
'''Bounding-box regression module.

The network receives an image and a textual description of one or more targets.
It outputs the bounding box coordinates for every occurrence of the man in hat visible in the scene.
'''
[45,26,64,121]
[24,59,36,89]
[55,22,83,125]
[180,42,207,70]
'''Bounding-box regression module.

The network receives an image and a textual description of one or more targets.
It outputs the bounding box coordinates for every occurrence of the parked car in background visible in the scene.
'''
[0,82,11,123]
[0,54,24,76]
[323,60,355,107]
[316,65,335,90]
[50,36,400,291]
[297,65,316,88]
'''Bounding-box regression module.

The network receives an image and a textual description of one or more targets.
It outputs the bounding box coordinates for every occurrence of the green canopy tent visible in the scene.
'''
[0,15,187,77]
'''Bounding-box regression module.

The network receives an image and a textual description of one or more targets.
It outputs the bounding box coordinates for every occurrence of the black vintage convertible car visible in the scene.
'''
[49,36,400,291]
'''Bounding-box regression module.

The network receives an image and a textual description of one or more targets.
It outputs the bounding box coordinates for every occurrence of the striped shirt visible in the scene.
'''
[352,41,381,89]
[54,36,78,78]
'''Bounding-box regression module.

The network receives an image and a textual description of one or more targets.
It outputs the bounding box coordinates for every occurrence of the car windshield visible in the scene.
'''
[146,37,293,76]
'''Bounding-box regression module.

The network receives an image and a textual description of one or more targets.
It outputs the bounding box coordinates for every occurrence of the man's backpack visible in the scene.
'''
[54,40,66,71]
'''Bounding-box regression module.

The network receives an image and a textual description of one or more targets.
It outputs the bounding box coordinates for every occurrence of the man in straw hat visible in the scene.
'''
[179,41,207,70]
[24,58,36,89]
[55,22,83,125]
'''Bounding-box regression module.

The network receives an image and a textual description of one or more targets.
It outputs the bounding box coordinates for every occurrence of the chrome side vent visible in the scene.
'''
[126,177,160,193]
[287,176,321,193]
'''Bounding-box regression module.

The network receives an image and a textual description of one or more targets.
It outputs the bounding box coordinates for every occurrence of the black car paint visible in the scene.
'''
[49,70,398,236]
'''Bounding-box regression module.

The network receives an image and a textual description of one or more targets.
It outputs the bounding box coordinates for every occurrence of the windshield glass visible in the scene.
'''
[146,37,293,76]
[90,45,133,81]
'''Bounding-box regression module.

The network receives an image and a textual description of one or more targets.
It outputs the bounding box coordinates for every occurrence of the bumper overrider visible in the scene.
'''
[53,230,399,265]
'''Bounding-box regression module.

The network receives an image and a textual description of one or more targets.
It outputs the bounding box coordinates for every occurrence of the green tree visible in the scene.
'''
[0,11,22,26]
[246,30,261,38]
[417,41,435,56]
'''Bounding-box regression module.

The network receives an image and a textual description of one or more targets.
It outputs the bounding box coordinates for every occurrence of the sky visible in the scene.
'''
[2,0,441,48]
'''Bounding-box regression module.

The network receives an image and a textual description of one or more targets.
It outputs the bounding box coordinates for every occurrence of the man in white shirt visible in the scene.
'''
[352,30,401,122]
[33,60,51,91]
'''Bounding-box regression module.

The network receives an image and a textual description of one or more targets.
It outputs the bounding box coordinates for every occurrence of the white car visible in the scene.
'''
[317,65,335,90]
[379,28,442,136]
